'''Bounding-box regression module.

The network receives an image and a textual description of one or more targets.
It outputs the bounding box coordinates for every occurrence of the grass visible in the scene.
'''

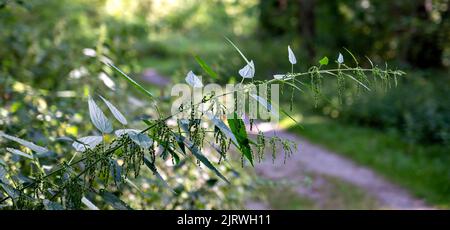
[289,117,450,208]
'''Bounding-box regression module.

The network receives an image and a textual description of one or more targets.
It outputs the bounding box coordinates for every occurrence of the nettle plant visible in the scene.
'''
[0,39,404,210]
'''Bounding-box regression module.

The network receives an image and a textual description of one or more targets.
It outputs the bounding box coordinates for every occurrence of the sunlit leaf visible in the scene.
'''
[194,55,218,79]
[6,148,33,160]
[288,45,297,64]
[319,56,329,66]
[337,53,344,64]
[0,131,48,154]
[128,132,153,149]
[99,95,127,125]
[273,74,285,80]
[72,136,103,152]
[88,96,113,133]
[81,196,99,210]
[185,71,203,88]
[238,60,255,79]
[114,129,141,137]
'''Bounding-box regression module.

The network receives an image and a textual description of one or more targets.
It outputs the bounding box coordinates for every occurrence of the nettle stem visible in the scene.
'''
[0,61,404,208]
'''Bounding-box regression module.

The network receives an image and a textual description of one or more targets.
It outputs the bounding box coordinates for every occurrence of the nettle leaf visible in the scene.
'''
[128,132,153,149]
[195,55,218,79]
[99,95,128,125]
[249,94,279,120]
[0,131,48,154]
[6,148,33,160]
[273,74,285,80]
[99,190,132,210]
[72,136,103,152]
[205,112,239,147]
[106,62,154,99]
[185,71,203,88]
[88,96,113,133]
[227,113,253,166]
[114,129,141,137]
[319,56,329,66]
[43,199,65,210]
[189,144,230,183]
[337,53,344,64]
[0,183,20,199]
[0,166,9,185]
[238,60,255,79]
[81,196,99,210]
[225,37,251,64]
[288,45,297,64]
[143,157,175,193]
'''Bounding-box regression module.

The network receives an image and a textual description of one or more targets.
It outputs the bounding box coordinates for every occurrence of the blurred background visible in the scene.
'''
[0,0,449,209]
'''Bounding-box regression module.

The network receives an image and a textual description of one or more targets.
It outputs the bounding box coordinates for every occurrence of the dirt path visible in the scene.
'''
[246,123,432,210]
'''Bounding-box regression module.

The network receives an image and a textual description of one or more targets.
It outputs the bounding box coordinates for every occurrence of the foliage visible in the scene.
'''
[0,35,402,209]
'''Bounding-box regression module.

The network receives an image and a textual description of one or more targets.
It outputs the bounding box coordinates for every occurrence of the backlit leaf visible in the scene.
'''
[88,96,113,133]
[337,53,344,64]
[185,71,203,88]
[128,132,153,149]
[238,60,255,79]
[81,196,99,210]
[99,95,127,125]
[72,136,103,152]
[6,148,33,160]
[288,45,297,64]
[0,131,48,154]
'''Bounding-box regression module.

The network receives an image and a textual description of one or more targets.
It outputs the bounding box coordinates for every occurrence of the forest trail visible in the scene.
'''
[246,122,433,210]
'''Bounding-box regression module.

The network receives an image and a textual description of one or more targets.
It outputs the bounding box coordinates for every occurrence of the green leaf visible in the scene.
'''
[194,56,218,79]
[0,131,48,154]
[143,157,176,193]
[88,96,113,133]
[99,190,132,210]
[106,62,154,99]
[227,113,253,166]
[319,56,329,66]
[99,95,128,125]
[225,37,251,65]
